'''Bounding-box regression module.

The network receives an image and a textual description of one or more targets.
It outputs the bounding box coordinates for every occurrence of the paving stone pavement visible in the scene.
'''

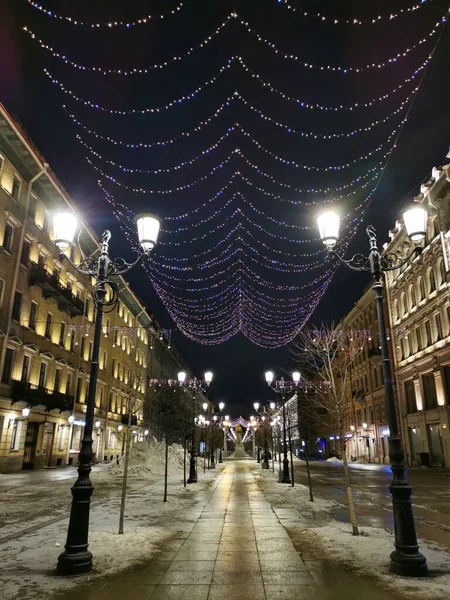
[53,461,403,600]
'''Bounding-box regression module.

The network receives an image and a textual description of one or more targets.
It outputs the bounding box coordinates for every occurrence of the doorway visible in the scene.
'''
[22,422,40,470]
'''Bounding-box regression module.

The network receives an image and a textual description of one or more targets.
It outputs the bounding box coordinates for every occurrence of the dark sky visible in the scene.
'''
[1,0,449,417]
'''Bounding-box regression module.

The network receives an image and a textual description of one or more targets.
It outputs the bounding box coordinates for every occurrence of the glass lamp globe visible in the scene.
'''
[265,371,274,384]
[202,402,208,411]
[53,212,78,251]
[135,213,161,253]
[253,402,259,411]
[402,206,427,243]
[219,402,225,411]
[317,211,340,249]
[292,371,301,383]
[204,371,213,384]
[178,371,186,383]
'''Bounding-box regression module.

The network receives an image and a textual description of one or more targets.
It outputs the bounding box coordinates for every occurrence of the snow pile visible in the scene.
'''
[109,439,186,477]
[326,456,343,463]
[299,521,450,599]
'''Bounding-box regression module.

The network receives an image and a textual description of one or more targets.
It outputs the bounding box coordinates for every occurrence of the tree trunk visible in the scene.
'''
[183,434,187,488]
[305,442,314,502]
[118,426,131,535]
[288,425,295,487]
[163,436,169,502]
[342,450,359,535]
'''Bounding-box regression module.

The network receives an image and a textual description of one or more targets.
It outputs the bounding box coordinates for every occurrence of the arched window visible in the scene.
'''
[393,299,399,322]
[429,268,436,294]
[438,259,446,286]
[409,284,416,310]
[401,292,407,316]
[433,218,440,238]
[418,277,426,301]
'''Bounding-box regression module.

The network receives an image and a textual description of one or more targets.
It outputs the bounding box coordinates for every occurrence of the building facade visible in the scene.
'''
[384,165,450,469]
[0,104,191,473]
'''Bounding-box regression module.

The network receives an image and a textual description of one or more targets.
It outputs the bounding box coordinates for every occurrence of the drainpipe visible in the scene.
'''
[0,164,48,379]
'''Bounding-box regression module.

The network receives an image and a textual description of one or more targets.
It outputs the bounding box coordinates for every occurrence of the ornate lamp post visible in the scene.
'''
[217,402,225,463]
[179,372,213,484]
[265,371,300,484]
[54,211,160,575]
[317,207,428,577]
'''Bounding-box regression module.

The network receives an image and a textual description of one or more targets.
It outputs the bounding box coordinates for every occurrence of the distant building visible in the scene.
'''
[0,103,192,472]
[384,165,450,469]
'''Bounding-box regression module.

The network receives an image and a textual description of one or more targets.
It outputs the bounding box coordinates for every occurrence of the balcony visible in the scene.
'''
[29,264,84,317]
[11,380,74,412]
[368,347,382,362]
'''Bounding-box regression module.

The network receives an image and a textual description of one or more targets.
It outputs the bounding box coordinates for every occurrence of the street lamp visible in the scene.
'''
[54,211,160,575]
[265,372,300,484]
[219,402,225,411]
[180,373,213,484]
[316,207,428,577]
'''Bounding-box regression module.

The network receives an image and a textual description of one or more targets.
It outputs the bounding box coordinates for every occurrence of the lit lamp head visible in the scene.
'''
[292,371,301,383]
[118,425,123,432]
[95,420,100,429]
[219,402,225,411]
[213,415,218,421]
[350,425,355,431]
[362,422,368,430]
[135,213,161,254]
[144,429,149,435]
[53,212,78,251]
[253,402,259,411]
[317,210,340,250]
[68,415,74,424]
[265,370,274,385]
[204,371,213,385]
[270,402,275,410]
[402,206,427,244]
[22,407,30,418]
[178,371,186,384]
[202,402,208,411]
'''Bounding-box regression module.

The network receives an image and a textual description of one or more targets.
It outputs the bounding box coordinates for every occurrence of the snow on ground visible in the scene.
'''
[109,438,186,477]
[0,443,225,600]
[326,456,343,463]
[255,463,450,599]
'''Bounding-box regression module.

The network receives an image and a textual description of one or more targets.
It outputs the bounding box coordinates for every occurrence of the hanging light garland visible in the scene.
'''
[27,0,187,28]
[274,0,433,26]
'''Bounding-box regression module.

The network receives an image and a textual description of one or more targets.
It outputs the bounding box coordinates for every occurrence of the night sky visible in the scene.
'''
[1,0,449,416]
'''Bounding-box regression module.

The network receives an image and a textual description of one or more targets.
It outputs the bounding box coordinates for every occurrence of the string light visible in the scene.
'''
[44,54,429,114]
[23,11,445,74]
[27,0,186,28]
[274,0,433,26]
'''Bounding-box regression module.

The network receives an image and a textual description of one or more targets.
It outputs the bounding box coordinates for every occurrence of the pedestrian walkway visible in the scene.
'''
[53,461,403,600]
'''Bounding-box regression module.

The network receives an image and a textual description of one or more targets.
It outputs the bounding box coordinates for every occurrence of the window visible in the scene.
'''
[436,313,444,341]
[409,284,416,309]
[29,301,37,330]
[2,348,14,384]
[373,368,378,388]
[0,416,4,445]
[66,373,72,395]
[439,260,446,286]
[419,278,426,301]
[10,419,21,451]
[429,269,436,294]
[29,195,37,220]
[38,362,47,388]
[0,278,4,307]
[425,320,432,346]
[59,322,66,346]
[54,369,61,393]
[99,386,104,409]
[43,211,50,234]
[103,351,107,370]
[422,374,438,410]
[80,337,85,359]
[111,357,116,377]
[108,391,113,412]
[70,330,76,353]
[2,223,13,252]
[58,426,66,451]
[45,312,53,339]
[415,326,422,352]
[20,240,31,267]
[89,341,93,362]
[11,176,21,201]
[368,405,374,424]
[401,292,407,316]
[84,299,90,319]
[76,377,83,402]
[404,380,417,414]
[21,355,31,383]
[38,254,45,268]
[11,291,22,322]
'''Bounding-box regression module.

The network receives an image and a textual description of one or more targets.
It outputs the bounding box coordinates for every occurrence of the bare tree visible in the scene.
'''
[291,323,367,536]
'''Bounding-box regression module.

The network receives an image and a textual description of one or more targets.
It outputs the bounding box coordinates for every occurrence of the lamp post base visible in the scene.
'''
[281,457,291,484]
[390,551,428,577]
[187,455,197,484]
[219,449,223,463]
[57,550,93,576]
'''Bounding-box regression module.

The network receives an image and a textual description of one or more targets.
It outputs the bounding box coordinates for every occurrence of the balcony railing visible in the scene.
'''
[29,264,84,317]
[11,380,74,412]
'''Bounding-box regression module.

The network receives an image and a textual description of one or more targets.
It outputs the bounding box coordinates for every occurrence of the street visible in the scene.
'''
[291,460,450,551]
